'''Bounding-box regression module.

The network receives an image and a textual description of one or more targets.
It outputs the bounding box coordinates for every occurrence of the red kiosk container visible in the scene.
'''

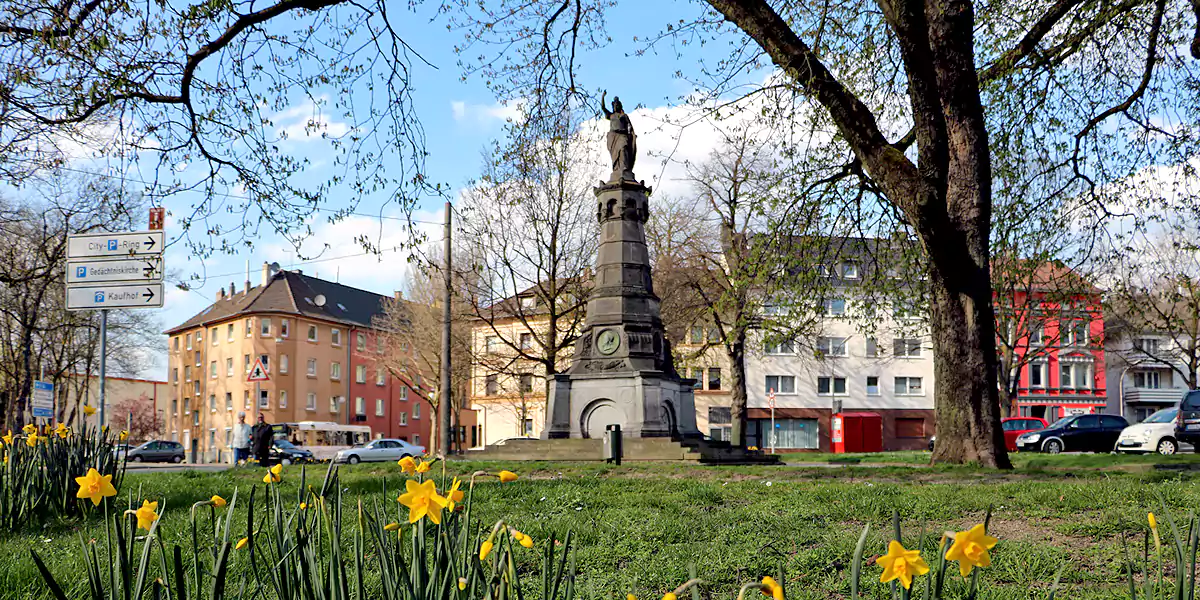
[831,412,883,453]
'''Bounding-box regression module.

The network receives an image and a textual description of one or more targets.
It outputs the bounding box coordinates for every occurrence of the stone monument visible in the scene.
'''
[542,94,702,440]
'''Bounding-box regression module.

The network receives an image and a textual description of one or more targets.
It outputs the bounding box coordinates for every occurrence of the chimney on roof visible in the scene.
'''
[261,262,271,286]
[217,287,225,300]
[394,291,403,302]
[228,282,235,298]
[244,260,251,295]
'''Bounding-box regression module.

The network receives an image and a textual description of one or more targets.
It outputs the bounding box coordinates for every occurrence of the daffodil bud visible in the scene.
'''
[479,539,494,560]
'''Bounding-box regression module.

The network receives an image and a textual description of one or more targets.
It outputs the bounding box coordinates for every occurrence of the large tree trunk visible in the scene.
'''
[727,334,748,447]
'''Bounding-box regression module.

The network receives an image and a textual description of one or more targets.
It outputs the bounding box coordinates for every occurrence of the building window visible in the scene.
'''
[765,375,796,394]
[841,261,859,279]
[171,398,178,415]
[356,365,366,384]
[183,398,191,415]
[194,351,201,367]
[375,398,384,417]
[896,418,925,438]
[894,377,924,396]
[244,390,250,409]
[817,337,848,357]
[822,298,846,316]
[1064,321,1089,346]
[193,381,201,394]
[259,390,269,408]
[400,385,409,400]
[259,354,270,372]
[817,376,847,396]
[413,434,420,446]
[866,337,878,357]
[280,354,289,374]
[303,393,315,411]
[330,396,340,413]
[376,369,386,386]
[211,327,218,346]
[485,374,499,396]
[399,412,408,426]
[225,393,233,411]
[307,325,319,342]
[413,403,420,419]
[520,296,536,311]
[691,368,704,390]
[1060,363,1092,389]
[277,319,288,338]
[260,318,271,337]
[709,407,732,425]
[172,368,179,383]
[893,338,922,358]
[485,336,501,354]
[523,419,534,436]
[1134,371,1162,389]
[331,362,342,380]
[209,394,216,412]
[690,326,704,344]
[866,376,880,395]
[330,328,342,346]
[244,354,251,373]
[707,368,722,391]
[226,358,233,377]
[227,324,234,342]
[1134,338,1160,355]
[354,397,365,416]
[764,338,795,355]
[1029,326,1044,346]
[307,358,317,377]
[519,373,534,394]
[245,319,252,338]
[186,333,193,350]
[183,366,190,381]
[210,361,218,378]
[520,332,533,350]
[276,390,286,409]
[1029,362,1047,388]
[356,333,366,351]
[173,337,180,351]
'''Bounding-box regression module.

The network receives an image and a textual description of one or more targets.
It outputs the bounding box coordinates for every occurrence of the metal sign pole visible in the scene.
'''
[769,388,776,454]
[98,308,107,428]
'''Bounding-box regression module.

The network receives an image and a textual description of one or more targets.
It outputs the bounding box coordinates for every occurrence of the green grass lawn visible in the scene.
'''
[1,455,1198,599]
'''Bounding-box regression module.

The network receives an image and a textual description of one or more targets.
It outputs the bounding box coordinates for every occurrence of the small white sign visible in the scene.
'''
[67,257,163,284]
[31,381,53,418]
[66,283,164,310]
[67,231,164,259]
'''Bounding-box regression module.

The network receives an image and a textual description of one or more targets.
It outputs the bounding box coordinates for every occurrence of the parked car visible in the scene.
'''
[1174,390,1200,448]
[1015,413,1129,453]
[1000,417,1049,451]
[926,417,1048,452]
[271,439,316,464]
[112,443,133,461]
[126,440,185,463]
[1117,408,1182,455]
[334,438,425,464]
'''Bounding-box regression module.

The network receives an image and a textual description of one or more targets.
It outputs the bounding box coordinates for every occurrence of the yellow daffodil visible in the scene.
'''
[664,593,677,600]
[22,424,36,435]
[236,537,249,550]
[2,430,12,445]
[119,430,129,442]
[944,524,998,578]
[83,404,97,416]
[397,479,448,524]
[446,477,465,511]
[415,460,432,474]
[26,432,40,447]
[133,500,159,531]
[458,577,468,591]
[878,540,929,590]
[479,540,494,560]
[54,423,69,439]
[74,468,117,506]
[1149,513,1162,552]
[262,463,282,484]
[210,495,227,508]
[384,522,400,531]
[760,575,784,600]
[299,502,308,510]
[498,470,518,483]
[627,595,637,600]
[398,455,417,473]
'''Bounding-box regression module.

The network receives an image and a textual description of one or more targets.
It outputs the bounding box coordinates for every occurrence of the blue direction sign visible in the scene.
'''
[66,257,163,283]
[31,381,53,418]
[67,231,164,259]
[66,283,164,311]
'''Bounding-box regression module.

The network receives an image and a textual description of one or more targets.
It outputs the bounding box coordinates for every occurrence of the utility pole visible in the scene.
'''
[440,201,453,456]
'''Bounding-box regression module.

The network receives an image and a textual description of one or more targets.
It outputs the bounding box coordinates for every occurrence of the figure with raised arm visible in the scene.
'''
[600,91,637,182]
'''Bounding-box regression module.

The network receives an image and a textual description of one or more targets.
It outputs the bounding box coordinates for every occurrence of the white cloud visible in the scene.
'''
[450,99,525,127]
[274,96,353,142]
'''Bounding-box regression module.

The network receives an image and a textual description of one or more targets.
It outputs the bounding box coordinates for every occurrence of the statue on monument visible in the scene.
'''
[600,91,636,182]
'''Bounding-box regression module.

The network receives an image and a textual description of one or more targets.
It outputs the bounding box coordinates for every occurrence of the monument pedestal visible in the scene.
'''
[544,370,700,439]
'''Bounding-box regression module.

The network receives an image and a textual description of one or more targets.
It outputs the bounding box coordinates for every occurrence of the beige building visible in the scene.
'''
[674,327,734,440]
[165,264,432,462]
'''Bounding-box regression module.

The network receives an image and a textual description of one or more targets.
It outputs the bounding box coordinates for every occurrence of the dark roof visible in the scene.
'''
[164,270,395,335]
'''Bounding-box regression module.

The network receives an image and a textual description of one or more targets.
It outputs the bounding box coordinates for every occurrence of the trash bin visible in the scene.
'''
[603,424,622,465]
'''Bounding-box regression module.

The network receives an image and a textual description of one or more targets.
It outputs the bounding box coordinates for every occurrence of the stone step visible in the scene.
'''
[465,437,780,464]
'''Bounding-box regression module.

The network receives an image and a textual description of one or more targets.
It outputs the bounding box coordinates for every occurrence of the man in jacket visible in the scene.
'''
[231,412,252,465]
[251,413,274,465]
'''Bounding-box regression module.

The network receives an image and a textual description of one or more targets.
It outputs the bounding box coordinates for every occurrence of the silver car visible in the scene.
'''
[334,438,425,464]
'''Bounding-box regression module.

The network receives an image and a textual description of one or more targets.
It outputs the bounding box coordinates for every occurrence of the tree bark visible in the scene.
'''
[727,335,748,446]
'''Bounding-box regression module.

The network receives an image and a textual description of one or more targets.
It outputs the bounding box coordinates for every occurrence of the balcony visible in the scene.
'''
[1124,388,1186,404]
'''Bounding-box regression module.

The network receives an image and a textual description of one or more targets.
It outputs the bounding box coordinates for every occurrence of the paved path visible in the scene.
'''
[124,462,232,473]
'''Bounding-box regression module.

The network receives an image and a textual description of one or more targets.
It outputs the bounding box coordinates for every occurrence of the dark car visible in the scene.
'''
[1175,390,1200,447]
[126,440,185,463]
[270,440,315,465]
[928,417,1049,452]
[1014,413,1129,454]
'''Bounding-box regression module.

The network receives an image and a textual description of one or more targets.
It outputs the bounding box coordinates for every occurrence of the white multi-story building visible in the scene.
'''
[744,249,937,451]
[1104,321,1193,423]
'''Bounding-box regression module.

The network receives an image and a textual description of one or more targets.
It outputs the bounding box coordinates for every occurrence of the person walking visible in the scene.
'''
[252,413,274,465]
[231,412,252,465]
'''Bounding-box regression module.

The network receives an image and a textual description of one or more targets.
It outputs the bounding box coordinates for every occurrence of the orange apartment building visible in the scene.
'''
[164,264,436,462]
